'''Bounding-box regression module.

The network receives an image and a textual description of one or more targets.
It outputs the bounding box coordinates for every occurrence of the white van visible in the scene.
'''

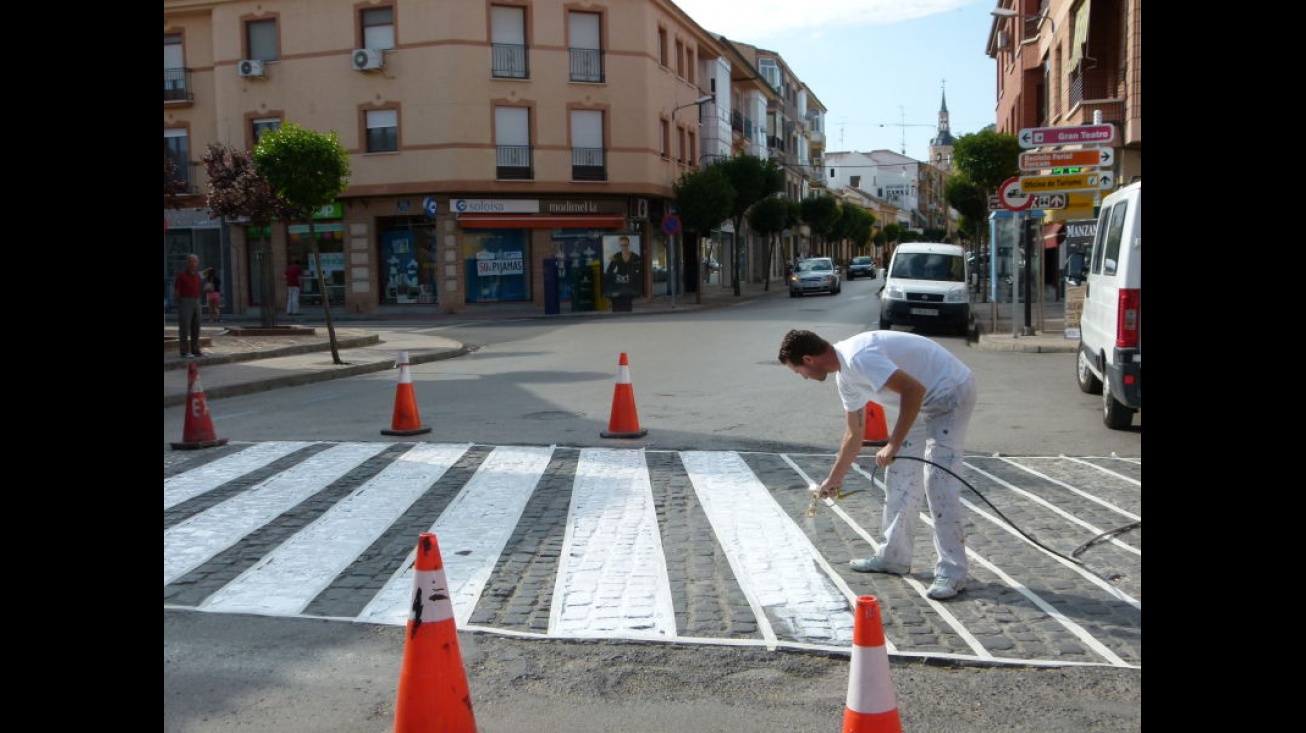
[1076,180,1141,429]
[878,242,971,336]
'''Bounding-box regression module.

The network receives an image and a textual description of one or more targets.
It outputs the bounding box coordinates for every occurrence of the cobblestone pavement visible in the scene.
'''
[165,441,1140,669]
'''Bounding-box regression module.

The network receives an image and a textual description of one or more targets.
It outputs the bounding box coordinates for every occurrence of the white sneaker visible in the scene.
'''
[926,576,966,600]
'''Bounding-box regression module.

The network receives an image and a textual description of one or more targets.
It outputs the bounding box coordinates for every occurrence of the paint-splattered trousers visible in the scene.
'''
[877,373,978,582]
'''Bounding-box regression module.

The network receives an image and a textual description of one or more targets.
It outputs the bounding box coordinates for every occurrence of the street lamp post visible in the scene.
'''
[670,94,714,305]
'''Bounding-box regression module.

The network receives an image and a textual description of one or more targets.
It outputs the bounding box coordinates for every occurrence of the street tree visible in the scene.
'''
[673,162,734,299]
[799,194,840,256]
[717,155,783,296]
[202,142,297,328]
[253,122,351,363]
[746,195,798,291]
[835,203,875,254]
[951,129,1021,302]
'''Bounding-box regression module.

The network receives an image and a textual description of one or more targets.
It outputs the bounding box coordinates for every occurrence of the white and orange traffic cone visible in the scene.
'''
[861,400,890,448]
[842,595,902,733]
[392,533,478,733]
[600,352,647,438]
[170,361,229,450]
[382,351,432,436]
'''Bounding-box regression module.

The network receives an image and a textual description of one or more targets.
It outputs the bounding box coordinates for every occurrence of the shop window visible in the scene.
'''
[463,230,529,303]
[381,222,438,304]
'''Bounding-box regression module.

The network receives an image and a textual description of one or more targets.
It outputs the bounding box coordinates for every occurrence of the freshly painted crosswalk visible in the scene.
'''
[164,442,1142,668]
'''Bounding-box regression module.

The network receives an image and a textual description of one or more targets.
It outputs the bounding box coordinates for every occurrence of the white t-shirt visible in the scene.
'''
[834,331,973,414]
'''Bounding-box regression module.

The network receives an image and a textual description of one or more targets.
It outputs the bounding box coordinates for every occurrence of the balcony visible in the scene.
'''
[164,67,194,103]
[569,48,604,83]
[496,145,533,180]
[571,147,606,181]
[730,110,743,133]
[491,43,529,79]
[166,161,205,197]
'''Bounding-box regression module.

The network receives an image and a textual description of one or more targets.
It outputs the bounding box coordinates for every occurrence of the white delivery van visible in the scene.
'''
[1076,180,1141,429]
[878,242,971,336]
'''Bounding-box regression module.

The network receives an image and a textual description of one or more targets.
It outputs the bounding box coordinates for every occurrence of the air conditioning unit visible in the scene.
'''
[238,59,265,78]
[351,48,384,71]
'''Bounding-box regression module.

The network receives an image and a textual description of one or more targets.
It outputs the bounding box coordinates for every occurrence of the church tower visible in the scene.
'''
[928,84,957,173]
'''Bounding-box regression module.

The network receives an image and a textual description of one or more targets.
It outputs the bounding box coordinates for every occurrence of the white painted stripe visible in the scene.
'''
[548,449,677,639]
[964,461,1140,556]
[164,441,315,510]
[998,457,1141,517]
[199,443,469,615]
[1060,455,1143,485]
[163,442,389,585]
[358,445,553,626]
[845,643,896,714]
[683,451,855,647]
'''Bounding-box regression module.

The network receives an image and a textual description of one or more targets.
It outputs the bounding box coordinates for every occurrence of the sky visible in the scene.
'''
[671,0,997,163]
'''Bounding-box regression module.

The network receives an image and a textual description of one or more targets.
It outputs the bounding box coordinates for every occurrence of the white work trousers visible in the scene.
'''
[876,374,978,582]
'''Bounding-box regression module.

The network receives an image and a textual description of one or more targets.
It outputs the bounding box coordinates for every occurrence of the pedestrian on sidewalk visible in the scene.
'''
[173,253,204,357]
[203,267,222,322]
[777,328,978,600]
[285,259,303,316]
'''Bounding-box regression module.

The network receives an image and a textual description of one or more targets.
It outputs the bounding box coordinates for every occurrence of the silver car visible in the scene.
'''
[788,257,842,297]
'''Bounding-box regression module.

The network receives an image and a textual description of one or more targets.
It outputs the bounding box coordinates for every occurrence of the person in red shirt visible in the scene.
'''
[173,253,204,357]
[285,259,303,316]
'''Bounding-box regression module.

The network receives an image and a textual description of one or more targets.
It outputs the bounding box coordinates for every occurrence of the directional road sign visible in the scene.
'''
[1032,194,1067,210]
[1020,172,1115,193]
[1018,124,1115,149]
[1019,148,1113,171]
[998,177,1035,211]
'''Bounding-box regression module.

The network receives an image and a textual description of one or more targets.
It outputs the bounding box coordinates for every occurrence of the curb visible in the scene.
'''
[163,334,382,371]
[162,344,472,408]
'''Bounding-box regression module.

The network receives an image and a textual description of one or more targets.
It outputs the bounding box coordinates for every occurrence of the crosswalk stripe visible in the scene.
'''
[549,448,677,639]
[164,442,389,586]
[682,451,855,647]
[200,443,468,615]
[359,445,554,626]
[164,441,315,510]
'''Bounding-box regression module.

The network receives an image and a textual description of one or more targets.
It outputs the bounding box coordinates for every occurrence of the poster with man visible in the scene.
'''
[602,234,643,299]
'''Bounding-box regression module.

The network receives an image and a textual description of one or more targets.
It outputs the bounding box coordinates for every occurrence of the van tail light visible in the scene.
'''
[1116,289,1140,349]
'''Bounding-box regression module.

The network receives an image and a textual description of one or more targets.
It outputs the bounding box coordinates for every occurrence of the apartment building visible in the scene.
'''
[163,0,826,316]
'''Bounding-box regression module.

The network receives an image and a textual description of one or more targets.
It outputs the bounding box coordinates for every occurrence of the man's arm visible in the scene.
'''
[817,407,866,499]
[875,369,926,466]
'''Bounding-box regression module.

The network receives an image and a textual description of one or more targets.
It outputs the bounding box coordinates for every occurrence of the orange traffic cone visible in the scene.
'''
[861,401,890,448]
[382,351,432,436]
[392,533,477,733]
[600,352,647,438]
[842,595,902,733]
[170,362,229,450]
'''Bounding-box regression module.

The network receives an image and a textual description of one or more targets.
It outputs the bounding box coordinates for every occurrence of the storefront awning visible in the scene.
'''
[1043,222,1065,249]
[458,214,627,229]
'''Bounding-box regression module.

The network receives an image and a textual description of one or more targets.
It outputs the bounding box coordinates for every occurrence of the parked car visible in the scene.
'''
[846,255,877,280]
[879,242,971,336]
[1075,180,1141,430]
[788,257,841,297]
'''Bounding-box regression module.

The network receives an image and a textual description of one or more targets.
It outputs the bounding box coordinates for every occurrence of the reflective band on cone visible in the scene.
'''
[392,533,477,733]
[842,595,902,733]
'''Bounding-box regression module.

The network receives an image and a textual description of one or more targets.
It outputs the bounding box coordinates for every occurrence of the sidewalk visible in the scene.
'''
[164,279,1072,408]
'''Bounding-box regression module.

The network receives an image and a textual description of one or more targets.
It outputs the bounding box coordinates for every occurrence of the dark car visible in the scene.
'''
[846,256,876,280]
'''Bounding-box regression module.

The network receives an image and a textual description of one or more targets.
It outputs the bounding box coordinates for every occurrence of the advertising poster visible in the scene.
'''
[602,234,643,298]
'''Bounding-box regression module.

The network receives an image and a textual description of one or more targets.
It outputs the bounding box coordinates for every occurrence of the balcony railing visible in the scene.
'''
[166,161,205,197]
[496,145,533,180]
[730,110,743,133]
[571,147,606,181]
[569,48,604,83]
[164,67,194,103]
[491,43,528,79]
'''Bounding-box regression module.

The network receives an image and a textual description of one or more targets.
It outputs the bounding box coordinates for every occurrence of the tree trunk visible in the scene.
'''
[259,237,278,328]
[308,220,342,364]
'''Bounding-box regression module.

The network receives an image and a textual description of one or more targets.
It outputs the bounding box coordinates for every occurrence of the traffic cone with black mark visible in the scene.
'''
[842,595,902,733]
[600,352,647,438]
[382,351,432,436]
[861,400,890,448]
[392,533,478,733]
[170,361,229,450]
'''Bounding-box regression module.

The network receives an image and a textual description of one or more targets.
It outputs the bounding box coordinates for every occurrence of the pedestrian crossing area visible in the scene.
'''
[164,441,1141,668]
